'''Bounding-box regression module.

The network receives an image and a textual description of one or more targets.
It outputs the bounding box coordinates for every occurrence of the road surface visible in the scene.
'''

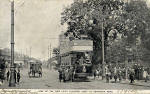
[0,67,150,89]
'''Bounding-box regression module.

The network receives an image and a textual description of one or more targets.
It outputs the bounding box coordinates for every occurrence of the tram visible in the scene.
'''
[59,33,93,82]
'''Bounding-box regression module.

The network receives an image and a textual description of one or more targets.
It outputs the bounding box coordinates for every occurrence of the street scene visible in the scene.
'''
[0,0,150,90]
[0,68,150,89]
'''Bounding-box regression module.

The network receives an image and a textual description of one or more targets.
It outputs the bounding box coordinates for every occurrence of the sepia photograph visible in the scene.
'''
[0,0,150,93]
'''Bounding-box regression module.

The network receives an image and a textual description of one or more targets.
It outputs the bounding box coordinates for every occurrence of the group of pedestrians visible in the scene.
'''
[93,66,139,84]
[57,65,149,84]
[58,68,68,82]
[105,68,136,84]
[6,69,21,84]
[58,67,75,82]
[113,72,123,83]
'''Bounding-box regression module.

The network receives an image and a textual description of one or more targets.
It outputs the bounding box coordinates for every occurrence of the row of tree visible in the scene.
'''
[61,0,150,66]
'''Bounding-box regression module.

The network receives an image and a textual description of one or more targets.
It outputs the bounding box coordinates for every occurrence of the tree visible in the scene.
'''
[122,0,150,64]
[61,0,150,65]
[141,30,150,63]
[61,0,125,65]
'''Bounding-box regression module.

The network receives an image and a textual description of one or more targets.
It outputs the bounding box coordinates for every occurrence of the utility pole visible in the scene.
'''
[102,20,106,80]
[30,47,32,59]
[49,43,52,70]
[26,48,28,57]
[21,49,23,58]
[125,39,130,80]
[49,43,51,58]
[48,45,49,59]
[125,59,128,80]
[25,48,28,67]
[9,0,15,87]
[47,43,52,59]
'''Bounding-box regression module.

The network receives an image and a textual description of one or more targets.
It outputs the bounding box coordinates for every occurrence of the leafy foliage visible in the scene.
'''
[61,0,150,65]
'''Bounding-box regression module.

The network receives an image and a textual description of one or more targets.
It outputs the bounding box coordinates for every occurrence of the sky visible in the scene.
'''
[0,0,73,60]
[0,0,150,61]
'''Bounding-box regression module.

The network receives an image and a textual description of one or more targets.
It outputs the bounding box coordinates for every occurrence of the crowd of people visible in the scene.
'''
[57,63,150,84]
[93,64,150,84]
[58,67,75,82]
[0,57,21,86]
[0,57,6,83]
[6,69,21,84]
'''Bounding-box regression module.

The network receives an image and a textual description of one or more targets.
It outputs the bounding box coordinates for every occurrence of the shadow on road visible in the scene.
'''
[73,80,91,82]
[45,84,51,87]
[111,81,117,83]
[61,78,91,83]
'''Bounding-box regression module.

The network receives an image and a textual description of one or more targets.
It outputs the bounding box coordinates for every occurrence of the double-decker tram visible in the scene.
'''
[59,33,93,82]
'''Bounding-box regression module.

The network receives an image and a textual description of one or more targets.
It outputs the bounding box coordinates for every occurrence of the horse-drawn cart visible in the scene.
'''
[28,61,42,78]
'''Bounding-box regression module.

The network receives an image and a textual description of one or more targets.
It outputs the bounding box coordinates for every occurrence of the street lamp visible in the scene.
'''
[9,0,16,87]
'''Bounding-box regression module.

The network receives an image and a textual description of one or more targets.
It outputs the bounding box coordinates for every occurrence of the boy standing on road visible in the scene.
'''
[58,69,63,82]
[143,70,148,82]
[114,74,117,83]
[94,70,96,80]
[129,72,134,83]
[7,70,9,81]
[14,70,17,83]
[17,71,20,84]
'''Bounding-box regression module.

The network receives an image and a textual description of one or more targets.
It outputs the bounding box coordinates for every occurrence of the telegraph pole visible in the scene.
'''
[49,43,52,70]
[49,43,51,58]
[9,0,15,87]
[48,45,49,59]
[102,20,105,80]
[48,43,52,59]
[25,48,29,67]
[30,47,32,59]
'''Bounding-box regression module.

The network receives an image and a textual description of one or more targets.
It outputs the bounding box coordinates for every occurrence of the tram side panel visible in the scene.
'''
[60,52,92,81]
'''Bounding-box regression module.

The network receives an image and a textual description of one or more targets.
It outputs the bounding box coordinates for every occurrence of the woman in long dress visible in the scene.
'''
[143,70,148,82]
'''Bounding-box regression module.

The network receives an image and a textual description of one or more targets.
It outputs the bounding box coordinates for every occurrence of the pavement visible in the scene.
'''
[0,67,150,89]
